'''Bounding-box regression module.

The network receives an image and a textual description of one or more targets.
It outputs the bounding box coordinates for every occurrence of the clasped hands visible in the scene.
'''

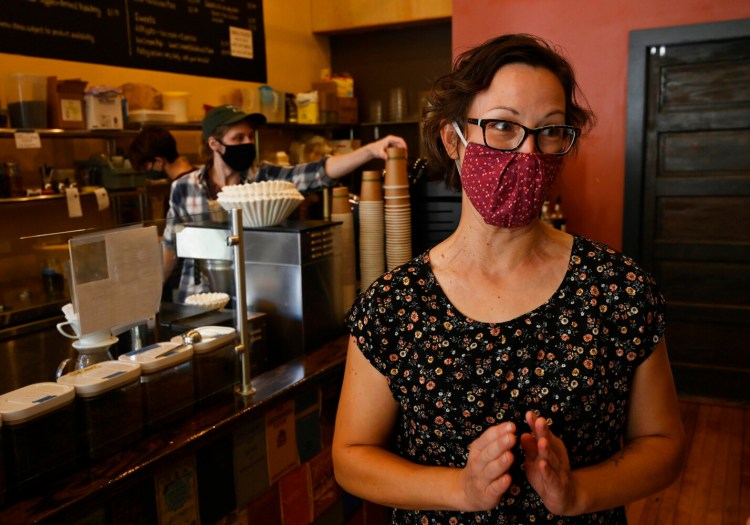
[460,410,577,515]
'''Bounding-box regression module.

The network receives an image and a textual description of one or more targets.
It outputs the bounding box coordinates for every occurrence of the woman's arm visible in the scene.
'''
[332,336,517,512]
[324,135,407,180]
[520,339,686,515]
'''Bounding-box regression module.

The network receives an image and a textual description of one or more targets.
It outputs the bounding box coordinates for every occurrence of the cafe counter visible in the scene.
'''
[0,334,355,524]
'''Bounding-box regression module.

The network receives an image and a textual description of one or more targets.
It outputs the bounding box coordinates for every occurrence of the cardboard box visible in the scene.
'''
[318,91,338,124]
[312,81,337,95]
[337,97,358,124]
[85,93,124,130]
[47,77,87,129]
[312,83,338,123]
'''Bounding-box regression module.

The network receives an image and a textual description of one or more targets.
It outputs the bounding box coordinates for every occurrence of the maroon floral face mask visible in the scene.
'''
[459,142,563,228]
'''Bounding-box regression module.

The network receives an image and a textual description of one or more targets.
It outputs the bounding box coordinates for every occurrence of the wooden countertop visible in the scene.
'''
[0,335,349,524]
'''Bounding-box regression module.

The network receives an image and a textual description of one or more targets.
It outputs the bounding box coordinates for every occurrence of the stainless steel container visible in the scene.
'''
[175,219,343,368]
[241,220,343,367]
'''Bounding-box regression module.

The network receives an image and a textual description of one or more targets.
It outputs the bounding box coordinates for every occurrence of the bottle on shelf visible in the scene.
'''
[6,162,24,197]
[540,200,553,226]
[551,196,567,232]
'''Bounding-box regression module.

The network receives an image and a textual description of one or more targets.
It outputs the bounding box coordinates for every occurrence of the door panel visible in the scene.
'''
[626,23,750,401]
[658,196,750,241]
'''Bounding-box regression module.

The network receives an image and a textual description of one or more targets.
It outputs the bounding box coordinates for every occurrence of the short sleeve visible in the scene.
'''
[601,249,667,367]
[346,277,401,380]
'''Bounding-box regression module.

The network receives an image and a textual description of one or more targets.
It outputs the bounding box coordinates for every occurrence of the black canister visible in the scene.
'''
[174,326,237,407]
[119,342,195,430]
[0,383,76,496]
[57,361,144,461]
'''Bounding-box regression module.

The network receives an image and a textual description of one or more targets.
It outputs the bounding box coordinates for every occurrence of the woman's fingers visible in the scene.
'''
[461,423,517,511]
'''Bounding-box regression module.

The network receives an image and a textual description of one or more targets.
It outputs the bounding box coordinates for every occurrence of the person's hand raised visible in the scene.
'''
[520,410,577,515]
[363,134,408,161]
[457,421,516,511]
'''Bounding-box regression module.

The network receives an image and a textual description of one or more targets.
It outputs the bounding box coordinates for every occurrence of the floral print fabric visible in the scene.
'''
[346,236,666,524]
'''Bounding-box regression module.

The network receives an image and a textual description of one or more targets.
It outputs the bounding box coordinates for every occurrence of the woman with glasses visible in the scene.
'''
[333,34,685,524]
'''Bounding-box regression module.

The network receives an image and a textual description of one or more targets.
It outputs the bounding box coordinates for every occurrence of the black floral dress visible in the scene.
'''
[346,236,666,524]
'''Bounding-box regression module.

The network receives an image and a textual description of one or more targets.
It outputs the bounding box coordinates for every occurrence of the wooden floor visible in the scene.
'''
[626,398,750,525]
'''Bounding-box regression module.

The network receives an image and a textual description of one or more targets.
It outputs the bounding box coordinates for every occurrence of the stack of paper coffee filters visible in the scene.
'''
[331,186,356,316]
[358,170,386,289]
[384,147,412,270]
[216,180,304,227]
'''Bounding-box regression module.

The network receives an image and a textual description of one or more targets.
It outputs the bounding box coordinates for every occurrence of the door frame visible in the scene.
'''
[622,17,750,260]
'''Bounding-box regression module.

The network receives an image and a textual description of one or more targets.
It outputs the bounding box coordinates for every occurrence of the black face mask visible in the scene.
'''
[144,159,167,180]
[145,169,166,180]
[218,141,256,172]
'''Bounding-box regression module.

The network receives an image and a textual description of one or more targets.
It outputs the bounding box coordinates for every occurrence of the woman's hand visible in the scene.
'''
[520,410,577,515]
[458,422,517,511]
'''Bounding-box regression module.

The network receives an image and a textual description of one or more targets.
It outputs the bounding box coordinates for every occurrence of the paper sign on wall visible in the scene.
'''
[65,186,82,217]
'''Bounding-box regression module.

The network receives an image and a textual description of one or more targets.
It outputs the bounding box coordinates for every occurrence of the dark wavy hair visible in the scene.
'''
[422,33,596,191]
[127,126,179,170]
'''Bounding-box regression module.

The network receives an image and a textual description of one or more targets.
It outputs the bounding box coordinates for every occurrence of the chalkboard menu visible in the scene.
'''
[0,0,266,83]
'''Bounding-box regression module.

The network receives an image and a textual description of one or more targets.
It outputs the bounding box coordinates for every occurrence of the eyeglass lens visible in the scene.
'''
[484,121,576,154]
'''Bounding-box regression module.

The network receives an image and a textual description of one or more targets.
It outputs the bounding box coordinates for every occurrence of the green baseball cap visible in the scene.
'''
[202,104,266,139]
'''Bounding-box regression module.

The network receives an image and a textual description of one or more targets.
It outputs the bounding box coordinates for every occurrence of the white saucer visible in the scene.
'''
[72,335,119,351]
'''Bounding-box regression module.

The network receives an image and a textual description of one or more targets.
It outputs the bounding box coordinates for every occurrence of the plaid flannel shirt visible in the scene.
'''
[163,157,334,302]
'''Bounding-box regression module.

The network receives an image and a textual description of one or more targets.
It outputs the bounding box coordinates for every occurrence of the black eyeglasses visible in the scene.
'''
[467,118,580,155]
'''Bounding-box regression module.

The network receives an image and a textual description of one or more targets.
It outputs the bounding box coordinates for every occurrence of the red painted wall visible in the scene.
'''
[452,1,750,251]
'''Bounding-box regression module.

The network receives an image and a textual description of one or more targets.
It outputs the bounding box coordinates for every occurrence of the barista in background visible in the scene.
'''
[128,126,195,181]
[128,126,196,302]
[163,104,407,303]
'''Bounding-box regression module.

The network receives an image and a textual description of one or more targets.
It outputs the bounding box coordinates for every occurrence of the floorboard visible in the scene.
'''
[627,398,750,525]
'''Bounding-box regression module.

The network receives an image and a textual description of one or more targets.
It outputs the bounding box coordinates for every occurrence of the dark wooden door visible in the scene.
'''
[624,20,750,401]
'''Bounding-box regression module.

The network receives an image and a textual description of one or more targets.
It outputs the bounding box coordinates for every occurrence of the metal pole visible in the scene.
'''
[228,208,255,396]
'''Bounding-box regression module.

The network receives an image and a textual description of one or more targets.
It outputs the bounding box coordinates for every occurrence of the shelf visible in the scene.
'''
[359,119,420,127]
[0,121,354,139]
[0,128,146,139]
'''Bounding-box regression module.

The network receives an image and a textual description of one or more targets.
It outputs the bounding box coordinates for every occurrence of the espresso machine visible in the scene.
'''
[176,219,343,368]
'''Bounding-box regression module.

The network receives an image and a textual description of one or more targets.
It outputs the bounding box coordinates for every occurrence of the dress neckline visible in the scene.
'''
[423,235,579,326]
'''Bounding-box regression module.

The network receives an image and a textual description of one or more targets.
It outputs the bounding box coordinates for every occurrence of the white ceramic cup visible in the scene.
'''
[56,318,111,346]
[56,318,82,339]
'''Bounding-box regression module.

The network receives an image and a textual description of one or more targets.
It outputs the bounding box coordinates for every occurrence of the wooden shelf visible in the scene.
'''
[0,122,354,139]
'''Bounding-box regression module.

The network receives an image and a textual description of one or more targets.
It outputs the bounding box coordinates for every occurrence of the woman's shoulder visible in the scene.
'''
[570,235,663,308]
[368,252,431,292]
[351,252,432,313]
[572,236,654,280]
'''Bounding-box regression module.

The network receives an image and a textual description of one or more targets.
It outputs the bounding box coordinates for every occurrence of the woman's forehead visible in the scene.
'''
[469,64,565,117]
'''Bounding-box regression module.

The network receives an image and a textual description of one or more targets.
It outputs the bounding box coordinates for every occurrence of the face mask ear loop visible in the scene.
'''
[451,121,468,176]
[452,121,468,147]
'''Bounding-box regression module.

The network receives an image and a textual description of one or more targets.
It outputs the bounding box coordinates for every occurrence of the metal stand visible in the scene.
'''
[228,208,255,396]
[174,209,254,396]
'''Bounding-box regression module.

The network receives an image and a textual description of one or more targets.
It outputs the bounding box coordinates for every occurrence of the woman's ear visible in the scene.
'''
[440,122,460,160]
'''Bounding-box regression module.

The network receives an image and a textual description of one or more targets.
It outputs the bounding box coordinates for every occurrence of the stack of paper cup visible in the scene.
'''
[331,186,357,315]
[384,147,412,270]
[358,171,385,290]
